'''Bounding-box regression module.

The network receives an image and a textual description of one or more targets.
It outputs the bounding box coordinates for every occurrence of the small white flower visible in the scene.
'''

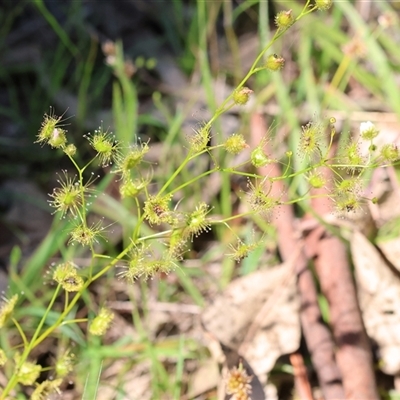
[360,121,374,133]
[360,121,379,140]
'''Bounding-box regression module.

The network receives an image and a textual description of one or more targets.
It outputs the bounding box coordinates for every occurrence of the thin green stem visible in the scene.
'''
[33,0,78,56]
[92,254,113,260]
[2,285,62,397]
[169,167,220,195]
[30,285,62,348]
[211,212,255,225]
[221,169,259,179]
[12,318,28,348]
[283,193,331,205]
[64,291,69,313]
[158,153,194,196]
[15,241,133,359]
[61,318,88,326]
[282,155,293,177]
[138,230,174,242]
[158,147,220,196]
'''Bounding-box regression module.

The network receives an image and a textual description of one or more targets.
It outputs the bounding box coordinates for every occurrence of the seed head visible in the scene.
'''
[225,362,252,400]
[187,123,211,153]
[265,54,285,71]
[144,194,176,225]
[224,133,249,155]
[275,10,294,29]
[64,143,77,157]
[31,379,62,400]
[307,170,326,189]
[233,87,253,105]
[53,262,84,292]
[379,144,399,163]
[55,349,75,378]
[251,146,273,168]
[48,127,67,148]
[89,307,114,336]
[183,202,212,240]
[14,352,41,385]
[315,0,333,11]
[299,122,323,160]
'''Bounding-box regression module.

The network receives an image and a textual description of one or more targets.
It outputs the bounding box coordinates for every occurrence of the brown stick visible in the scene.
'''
[250,113,345,399]
[308,161,379,399]
[290,352,314,400]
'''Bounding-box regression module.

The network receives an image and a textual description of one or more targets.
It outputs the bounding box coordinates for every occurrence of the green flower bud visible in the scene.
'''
[48,127,67,149]
[380,144,399,163]
[184,202,211,239]
[251,147,271,168]
[224,133,248,155]
[86,127,119,167]
[64,144,77,157]
[120,177,149,198]
[308,171,326,189]
[89,307,114,336]
[233,87,253,105]
[265,54,285,71]
[275,10,294,29]
[315,0,333,11]
[36,111,67,148]
[55,350,75,378]
[31,379,63,400]
[14,353,41,385]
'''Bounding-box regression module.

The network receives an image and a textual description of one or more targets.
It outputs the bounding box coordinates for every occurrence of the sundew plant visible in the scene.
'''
[0,0,399,398]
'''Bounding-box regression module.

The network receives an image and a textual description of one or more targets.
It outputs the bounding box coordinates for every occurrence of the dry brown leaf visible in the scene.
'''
[374,179,400,225]
[351,231,400,375]
[187,359,220,399]
[202,262,300,378]
[377,237,400,273]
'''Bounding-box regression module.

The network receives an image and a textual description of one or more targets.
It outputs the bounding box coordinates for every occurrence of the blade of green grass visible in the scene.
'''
[33,0,78,56]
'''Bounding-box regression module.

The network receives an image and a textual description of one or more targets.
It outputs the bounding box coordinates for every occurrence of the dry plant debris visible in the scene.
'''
[202,261,300,381]
[351,230,400,375]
